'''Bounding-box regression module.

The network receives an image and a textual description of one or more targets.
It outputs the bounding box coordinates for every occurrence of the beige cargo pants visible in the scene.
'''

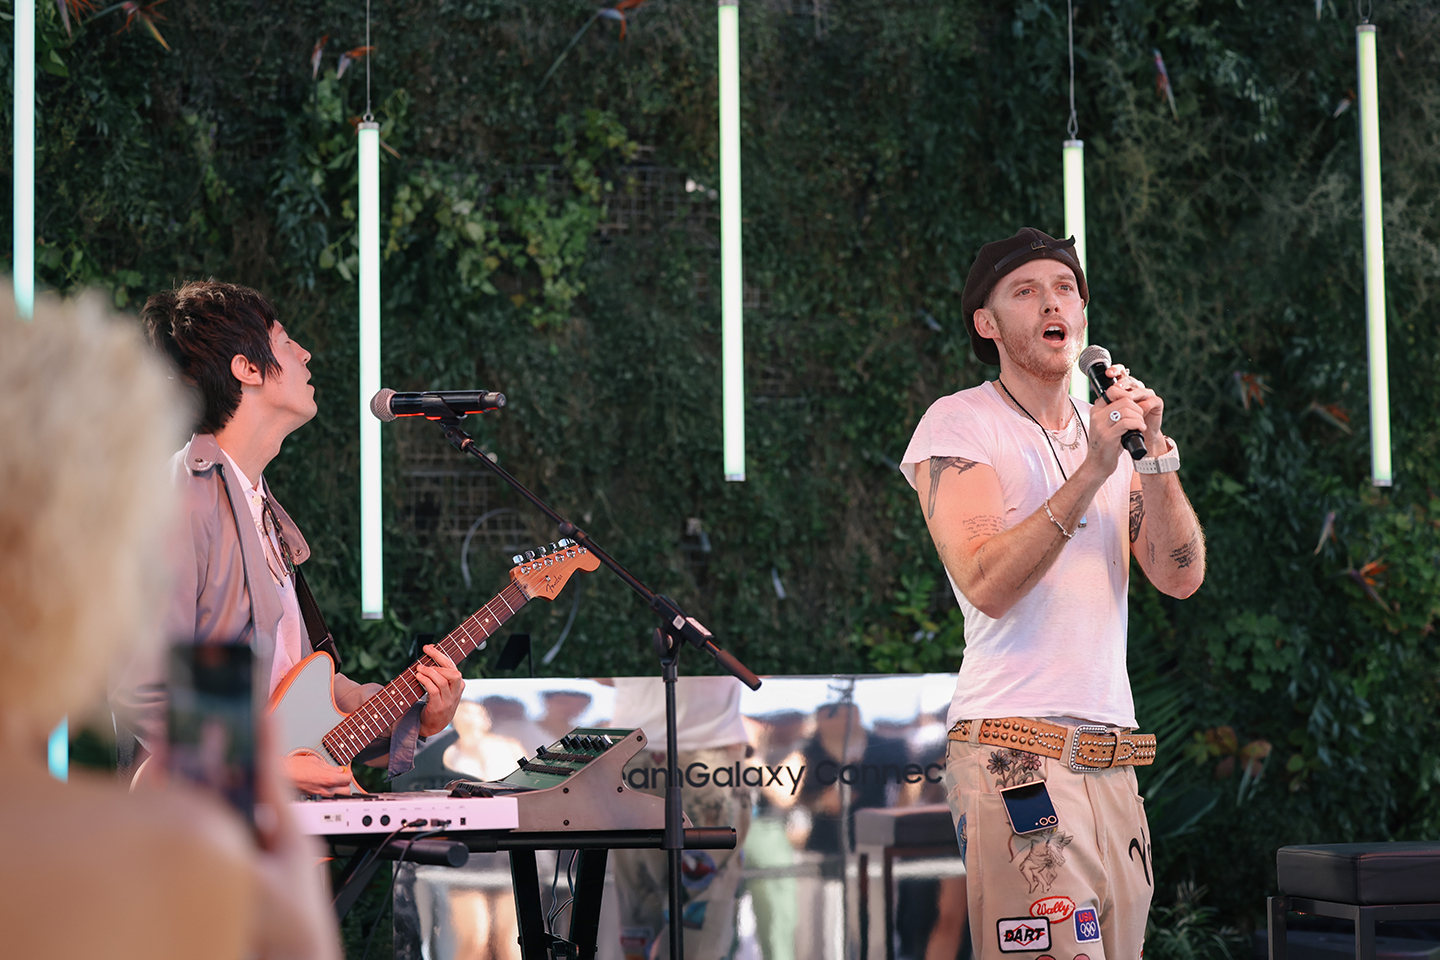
[943,729,1154,960]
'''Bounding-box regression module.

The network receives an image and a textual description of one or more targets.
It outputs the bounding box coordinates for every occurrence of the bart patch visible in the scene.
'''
[997,916,1051,952]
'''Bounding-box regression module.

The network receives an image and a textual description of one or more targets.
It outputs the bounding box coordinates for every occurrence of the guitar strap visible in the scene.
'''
[293,565,342,669]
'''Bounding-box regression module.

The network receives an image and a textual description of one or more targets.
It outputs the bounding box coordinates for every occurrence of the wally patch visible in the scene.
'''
[1029,895,1076,922]
[1074,907,1101,943]
[997,916,1051,953]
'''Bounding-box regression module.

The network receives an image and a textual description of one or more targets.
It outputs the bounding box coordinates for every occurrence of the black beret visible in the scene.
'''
[961,227,1089,366]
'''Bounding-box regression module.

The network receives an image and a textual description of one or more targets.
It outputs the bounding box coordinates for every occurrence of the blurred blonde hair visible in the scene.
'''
[0,288,187,744]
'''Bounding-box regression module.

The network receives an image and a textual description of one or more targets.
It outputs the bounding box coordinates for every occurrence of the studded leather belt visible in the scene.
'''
[948,717,1156,772]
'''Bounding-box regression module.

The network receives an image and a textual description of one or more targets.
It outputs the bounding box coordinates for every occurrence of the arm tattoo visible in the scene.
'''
[1170,534,1199,569]
[963,514,1005,542]
[1129,491,1145,544]
[926,456,981,519]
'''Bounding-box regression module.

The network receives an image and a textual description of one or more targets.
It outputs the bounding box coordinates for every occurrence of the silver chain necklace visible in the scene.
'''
[996,379,1089,528]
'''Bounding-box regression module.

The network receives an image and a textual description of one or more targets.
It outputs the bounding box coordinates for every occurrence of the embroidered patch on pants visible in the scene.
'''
[1074,907,1101,943]
[619,926,652,960]
[997,916,1051,952]
[682,900,708,930]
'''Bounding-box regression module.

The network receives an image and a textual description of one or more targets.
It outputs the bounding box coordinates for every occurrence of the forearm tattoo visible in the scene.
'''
[1170,534,1200,569]
[1129,491,1145,544]
[963,514,1005,542]
[927,456,981,519]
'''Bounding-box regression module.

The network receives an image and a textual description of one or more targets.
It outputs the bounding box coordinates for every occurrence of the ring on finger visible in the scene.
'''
[1109,410,1122,423]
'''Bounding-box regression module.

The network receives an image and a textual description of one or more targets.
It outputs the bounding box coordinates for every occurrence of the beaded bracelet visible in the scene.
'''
[1043,498,1075,540]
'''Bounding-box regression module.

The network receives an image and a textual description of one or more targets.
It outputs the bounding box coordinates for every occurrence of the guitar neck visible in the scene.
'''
[322,582,529,766]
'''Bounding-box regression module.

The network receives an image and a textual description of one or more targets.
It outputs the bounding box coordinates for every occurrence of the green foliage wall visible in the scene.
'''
[7,0,1440,927]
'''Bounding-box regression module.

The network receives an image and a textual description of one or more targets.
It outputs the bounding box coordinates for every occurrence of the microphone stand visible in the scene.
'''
[426,411,762,960]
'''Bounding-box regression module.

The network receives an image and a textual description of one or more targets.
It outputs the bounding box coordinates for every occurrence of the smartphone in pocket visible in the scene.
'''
[167,643,256,827]
[999,779,1060,835]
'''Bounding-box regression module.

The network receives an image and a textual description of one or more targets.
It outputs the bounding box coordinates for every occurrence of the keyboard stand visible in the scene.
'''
[329,826,737,960]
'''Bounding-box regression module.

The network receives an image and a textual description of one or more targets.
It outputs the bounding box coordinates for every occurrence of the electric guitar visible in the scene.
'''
[268,539,599,786]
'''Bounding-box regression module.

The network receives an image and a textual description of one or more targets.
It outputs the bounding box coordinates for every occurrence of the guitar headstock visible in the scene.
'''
[510,538,601,601]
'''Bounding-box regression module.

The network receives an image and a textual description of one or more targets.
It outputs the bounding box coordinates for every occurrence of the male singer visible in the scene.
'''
[900,228,1204,959]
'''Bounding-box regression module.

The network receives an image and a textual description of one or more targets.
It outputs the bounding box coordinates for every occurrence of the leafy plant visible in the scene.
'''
[1145,882,1246,960]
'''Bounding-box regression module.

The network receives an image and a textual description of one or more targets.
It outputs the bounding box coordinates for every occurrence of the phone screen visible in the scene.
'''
[167,643,256,825]
[999,779,1060,835]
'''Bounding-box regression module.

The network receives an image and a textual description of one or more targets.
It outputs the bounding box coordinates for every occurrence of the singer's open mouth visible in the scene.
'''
[1043,324,1066,343]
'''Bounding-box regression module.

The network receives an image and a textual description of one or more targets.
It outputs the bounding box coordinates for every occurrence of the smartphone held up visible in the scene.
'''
[166,643,257,827]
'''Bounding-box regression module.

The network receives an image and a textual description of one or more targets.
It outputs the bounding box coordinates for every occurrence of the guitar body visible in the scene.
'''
[267,652,357,783]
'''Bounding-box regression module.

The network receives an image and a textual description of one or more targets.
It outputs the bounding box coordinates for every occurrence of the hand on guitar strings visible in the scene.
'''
[415,644,466,738]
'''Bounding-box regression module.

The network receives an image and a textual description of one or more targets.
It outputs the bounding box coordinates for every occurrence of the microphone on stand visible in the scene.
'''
[1076,345,1147,460]
[369,388,506,422]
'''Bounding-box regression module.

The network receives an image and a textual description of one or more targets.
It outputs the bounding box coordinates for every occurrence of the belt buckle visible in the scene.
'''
[1067,724,1113,773]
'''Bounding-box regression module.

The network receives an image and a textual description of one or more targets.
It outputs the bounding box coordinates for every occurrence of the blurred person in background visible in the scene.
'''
[443,699,524,781]
[604,674,752,960]
[0,289,340,960]
[535,689,593,743]
[483,695,546,752]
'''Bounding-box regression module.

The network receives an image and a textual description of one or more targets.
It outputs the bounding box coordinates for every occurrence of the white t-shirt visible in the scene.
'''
[900,382,1137,728]
[223,452,305,695]
[608,676,750,752]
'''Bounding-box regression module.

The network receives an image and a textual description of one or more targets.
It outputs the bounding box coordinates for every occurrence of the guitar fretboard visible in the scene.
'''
[322,582,529,765]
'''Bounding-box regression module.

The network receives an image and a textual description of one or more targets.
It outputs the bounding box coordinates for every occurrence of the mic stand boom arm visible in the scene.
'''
[432,418,759,689]
[430,416,761,960]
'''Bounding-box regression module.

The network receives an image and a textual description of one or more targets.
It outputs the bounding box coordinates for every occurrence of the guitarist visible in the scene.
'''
[113,280,464,795]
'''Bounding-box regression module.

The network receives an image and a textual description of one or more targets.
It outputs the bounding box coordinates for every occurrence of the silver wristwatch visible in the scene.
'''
[1135,436,1180,474]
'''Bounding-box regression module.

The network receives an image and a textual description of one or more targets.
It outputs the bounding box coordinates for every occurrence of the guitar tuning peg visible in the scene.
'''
[511,554,524,566]
[525,550,536,562]
[548,542,559,553]
[558,538,572,548]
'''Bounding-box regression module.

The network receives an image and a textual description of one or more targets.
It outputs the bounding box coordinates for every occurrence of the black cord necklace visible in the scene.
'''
[996,378,1089,528]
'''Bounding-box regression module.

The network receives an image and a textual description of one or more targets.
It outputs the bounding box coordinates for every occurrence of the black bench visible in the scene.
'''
[1268,843,1440,960]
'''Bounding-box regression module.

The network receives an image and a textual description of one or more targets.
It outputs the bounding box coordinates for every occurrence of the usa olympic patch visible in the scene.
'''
[1074,907,1101,943]
[997,916,1051,952]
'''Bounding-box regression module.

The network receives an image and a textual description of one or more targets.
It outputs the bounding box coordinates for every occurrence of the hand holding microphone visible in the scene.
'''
[1077,345,1148,460]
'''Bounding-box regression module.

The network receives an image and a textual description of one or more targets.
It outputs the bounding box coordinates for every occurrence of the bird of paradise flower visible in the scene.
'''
[55,0,171,51]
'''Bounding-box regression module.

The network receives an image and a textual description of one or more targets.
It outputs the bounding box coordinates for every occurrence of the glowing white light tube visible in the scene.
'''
[1356,25,1391,487]
[16,0,54,776]
[358,122,384,616]
[719,1,744,482]
[14,0,34,318]
[1064,139,1088,400]
[48,718,67,781]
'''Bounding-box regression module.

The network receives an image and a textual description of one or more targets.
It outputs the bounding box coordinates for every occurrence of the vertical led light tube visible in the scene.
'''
[14,0,34,318]
[48,718,67,781]
[1063,139,1088,401]
[16,0,56,777]
[358,122,384,616]
[1356,25,1391,487]
[718,1,744,481]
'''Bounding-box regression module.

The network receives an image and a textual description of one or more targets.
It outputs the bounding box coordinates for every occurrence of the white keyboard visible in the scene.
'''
[291,791,519,835]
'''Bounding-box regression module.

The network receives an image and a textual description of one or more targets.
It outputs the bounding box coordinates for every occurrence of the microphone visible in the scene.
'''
[369,388,506,422]
[1076,345,1147,460]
